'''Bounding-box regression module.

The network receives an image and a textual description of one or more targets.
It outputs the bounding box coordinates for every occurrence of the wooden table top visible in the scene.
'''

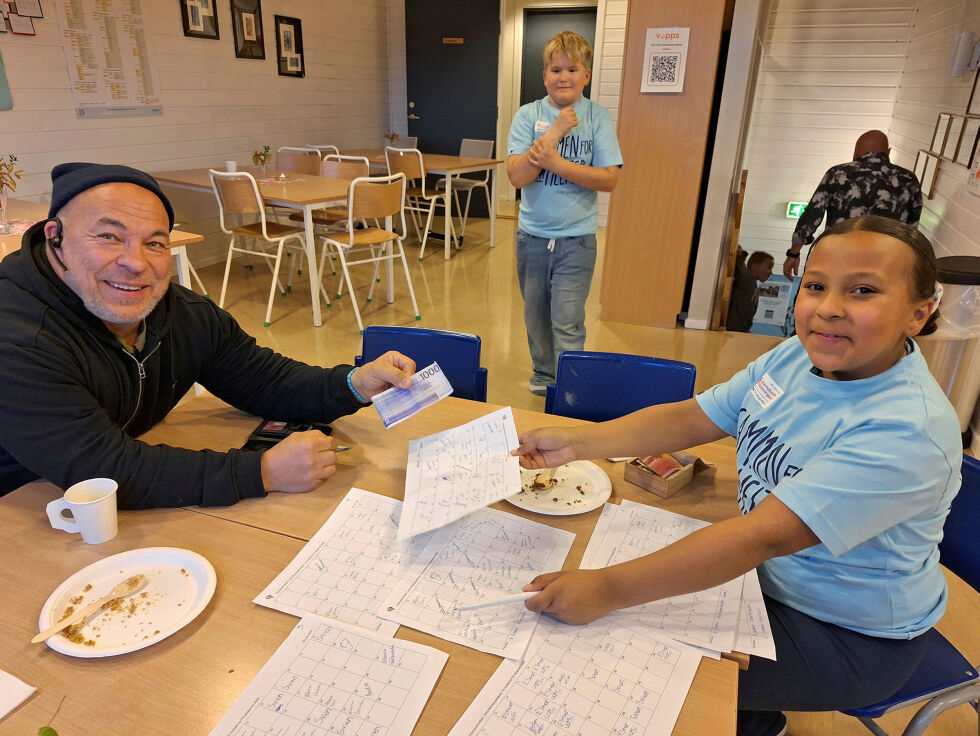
[1,395,738,735]
[0,196,202,258]
[153,167,351,206]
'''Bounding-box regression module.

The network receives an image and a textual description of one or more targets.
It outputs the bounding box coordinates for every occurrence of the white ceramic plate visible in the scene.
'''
[506,461,612,516]
[38,547,216,658]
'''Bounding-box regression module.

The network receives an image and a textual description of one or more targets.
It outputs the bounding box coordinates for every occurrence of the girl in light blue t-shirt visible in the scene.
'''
[512,216,961,736]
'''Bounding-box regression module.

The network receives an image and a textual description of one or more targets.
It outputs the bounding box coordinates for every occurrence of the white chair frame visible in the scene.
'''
[385,146,456,261]
[436,138,494,237]
[209,170,307,327]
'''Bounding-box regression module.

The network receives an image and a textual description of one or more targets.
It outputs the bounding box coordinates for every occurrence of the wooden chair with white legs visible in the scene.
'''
[286,155,373,300]
[209,170,308,327]
[387,136,417,150]
[319,173,420,333]
[385,146,456,261]
[307,144,340,157]
[275,146,321,175]
[436,138,494,239]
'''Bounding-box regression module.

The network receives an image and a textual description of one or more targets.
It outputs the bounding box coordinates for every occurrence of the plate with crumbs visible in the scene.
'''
[38,547,216,658]
[506,461,612,516]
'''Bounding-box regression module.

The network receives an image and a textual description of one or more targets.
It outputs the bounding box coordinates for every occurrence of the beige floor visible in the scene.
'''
[189,215,976,736]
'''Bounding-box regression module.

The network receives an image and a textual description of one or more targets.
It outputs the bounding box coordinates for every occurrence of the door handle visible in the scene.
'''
[408,113,421,120]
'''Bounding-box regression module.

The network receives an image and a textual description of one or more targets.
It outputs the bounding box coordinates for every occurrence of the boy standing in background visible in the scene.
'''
[507,30,623,395]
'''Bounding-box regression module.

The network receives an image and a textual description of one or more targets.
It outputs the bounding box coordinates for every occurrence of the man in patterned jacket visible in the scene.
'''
[784,130,921,278]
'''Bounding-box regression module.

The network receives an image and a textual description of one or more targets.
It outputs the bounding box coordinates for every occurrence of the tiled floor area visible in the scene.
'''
[190,214,977,736]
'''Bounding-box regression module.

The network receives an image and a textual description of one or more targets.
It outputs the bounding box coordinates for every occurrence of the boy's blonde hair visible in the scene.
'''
[542,30,593,71]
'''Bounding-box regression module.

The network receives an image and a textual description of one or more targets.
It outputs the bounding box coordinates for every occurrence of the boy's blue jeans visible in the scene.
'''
[515,229,597,386]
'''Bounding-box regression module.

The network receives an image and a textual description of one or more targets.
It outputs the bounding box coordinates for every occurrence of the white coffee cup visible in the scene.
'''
[225,160,237,172]
[46,478,119,544]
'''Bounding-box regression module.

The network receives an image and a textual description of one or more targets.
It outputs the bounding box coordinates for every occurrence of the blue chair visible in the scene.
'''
[843,453,979,736]
[353,325,487,402]
[544,351,696,422]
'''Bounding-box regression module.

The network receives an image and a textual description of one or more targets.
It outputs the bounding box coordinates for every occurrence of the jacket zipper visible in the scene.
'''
[120,342,160,431]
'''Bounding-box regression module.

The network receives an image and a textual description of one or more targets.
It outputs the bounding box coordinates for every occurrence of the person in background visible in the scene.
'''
[784,130,921,279]
[506,30,623,396]
[727,248,775,333]
[0,163,414,508]
[515,216,960,736]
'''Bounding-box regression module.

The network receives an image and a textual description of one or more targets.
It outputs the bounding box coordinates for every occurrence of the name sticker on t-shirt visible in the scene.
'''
[534,120,552,134]
[751,373,784,409]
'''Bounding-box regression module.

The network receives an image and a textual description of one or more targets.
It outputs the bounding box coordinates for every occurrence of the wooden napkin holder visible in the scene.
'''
[624,451,707,498]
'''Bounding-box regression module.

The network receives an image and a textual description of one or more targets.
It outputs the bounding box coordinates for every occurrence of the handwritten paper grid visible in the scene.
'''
[382,507,574,659]
[209,616,447,736]
[254,489,432,638]
[449,613,701,736]
[591,500,775,659]
[399,407,521,540]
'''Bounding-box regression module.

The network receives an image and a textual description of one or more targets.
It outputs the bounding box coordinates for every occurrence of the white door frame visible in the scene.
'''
[496,0,606,205]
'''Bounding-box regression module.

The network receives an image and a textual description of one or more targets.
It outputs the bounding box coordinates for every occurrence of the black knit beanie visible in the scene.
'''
[48,163,175,230]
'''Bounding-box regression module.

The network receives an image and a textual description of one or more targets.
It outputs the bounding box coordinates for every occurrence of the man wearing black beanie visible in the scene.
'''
[0,163,414,508]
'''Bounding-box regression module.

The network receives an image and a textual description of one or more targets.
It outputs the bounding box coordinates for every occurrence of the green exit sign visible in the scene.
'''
[786,202,807,218]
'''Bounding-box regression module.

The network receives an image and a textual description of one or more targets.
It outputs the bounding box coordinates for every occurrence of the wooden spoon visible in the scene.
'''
[32,574,148,644]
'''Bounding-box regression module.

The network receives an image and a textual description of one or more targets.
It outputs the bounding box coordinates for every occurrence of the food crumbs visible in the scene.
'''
[70,595,83,605]
[59,605,75,621]
[553,497,559,502]
[83,584,92,592]
[84,639,95,646]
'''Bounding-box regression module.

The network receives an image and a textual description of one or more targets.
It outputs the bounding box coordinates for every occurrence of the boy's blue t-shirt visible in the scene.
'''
[696,336,961,638]
[507,95,623,238]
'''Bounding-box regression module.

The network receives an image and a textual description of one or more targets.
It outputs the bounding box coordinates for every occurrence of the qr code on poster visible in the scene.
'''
[648,53,680,84]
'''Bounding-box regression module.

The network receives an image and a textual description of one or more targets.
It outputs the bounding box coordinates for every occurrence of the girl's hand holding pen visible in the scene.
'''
[522,568,619,625]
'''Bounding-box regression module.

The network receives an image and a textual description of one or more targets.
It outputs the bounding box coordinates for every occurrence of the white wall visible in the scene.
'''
[890,0,980,260]
[737,0,916,271]
[0,1,393,266]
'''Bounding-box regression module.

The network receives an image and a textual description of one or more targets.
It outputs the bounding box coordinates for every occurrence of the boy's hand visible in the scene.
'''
[511,427,578,468]
[527,139,562,172]
[551,106,579,138]
[522,569,618,624]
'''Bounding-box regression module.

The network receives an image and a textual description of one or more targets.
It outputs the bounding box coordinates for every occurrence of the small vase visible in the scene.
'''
[0,188,9,235]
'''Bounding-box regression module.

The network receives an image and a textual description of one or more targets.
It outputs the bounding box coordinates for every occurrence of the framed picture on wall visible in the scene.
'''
[274,15,304,78]
[930,113,951,155]
[180,0,219,40]
[955,116,980,167]
[920,151,940,199]
[968,70,980,116]
[942,114,965,161]
[231,0,264,59]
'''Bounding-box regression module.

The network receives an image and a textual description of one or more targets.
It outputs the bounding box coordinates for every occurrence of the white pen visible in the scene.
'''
[456,591,537,611]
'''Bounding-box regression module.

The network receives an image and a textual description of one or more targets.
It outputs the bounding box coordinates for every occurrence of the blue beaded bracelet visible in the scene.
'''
[346,368,369,403]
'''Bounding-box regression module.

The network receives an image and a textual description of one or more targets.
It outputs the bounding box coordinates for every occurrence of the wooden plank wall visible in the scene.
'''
[737,0,916,272]
[0,1,394,267]
[890,0,980,260]
[599,0,726,327]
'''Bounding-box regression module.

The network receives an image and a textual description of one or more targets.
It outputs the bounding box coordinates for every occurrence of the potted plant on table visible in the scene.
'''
[0,154,24,235]
[252,145,271,173]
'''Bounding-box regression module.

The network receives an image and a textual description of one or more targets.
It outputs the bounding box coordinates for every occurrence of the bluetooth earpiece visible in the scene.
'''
[45,217,69,272]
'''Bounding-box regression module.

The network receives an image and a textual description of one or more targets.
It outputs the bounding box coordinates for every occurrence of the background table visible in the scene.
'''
[0,196,205,289]
[153,168,351,327]
[1,395,739,735]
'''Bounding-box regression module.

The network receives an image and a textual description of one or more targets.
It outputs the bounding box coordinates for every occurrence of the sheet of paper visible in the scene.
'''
[372,362,453,428]
[449,613,701,736]
[381,507,574,659]
[398,406,521,540]
[733,569,777,660]
[209,615,447,736]
[579,501,619,569]
[593,501,743,653]
[0,669,35,719]
[254,488,431,637]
